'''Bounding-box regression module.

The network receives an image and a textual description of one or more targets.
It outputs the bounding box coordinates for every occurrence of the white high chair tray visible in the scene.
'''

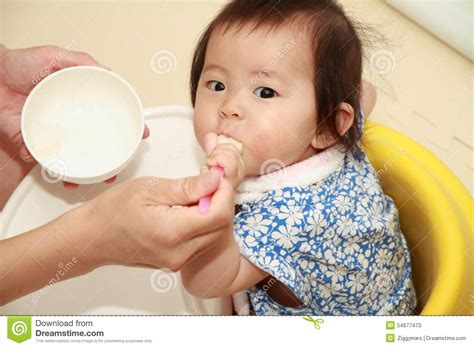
[0,105,232,315]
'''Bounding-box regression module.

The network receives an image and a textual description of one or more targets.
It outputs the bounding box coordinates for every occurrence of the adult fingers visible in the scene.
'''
[20,144,34,162]
[63,181,79,190]
[145,169,223,206]
[54,48,110,70]
[142,124,150,139]
[104,176,117,184]
[161,176,235,241]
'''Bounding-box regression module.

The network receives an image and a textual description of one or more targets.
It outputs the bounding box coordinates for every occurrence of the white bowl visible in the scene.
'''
[21,66,145,184]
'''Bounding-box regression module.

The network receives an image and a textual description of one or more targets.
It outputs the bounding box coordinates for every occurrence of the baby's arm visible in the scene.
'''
[181,224,269,298]
[181,139,269,298]
[361,79,377,119]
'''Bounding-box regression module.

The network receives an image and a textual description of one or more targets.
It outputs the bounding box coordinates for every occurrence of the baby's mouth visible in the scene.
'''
[217,134,244,154]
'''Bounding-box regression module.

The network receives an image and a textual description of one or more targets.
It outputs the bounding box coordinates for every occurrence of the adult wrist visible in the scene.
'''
[57,201,109,273]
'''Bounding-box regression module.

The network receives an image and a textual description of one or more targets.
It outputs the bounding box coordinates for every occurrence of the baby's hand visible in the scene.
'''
[203,133,245,190]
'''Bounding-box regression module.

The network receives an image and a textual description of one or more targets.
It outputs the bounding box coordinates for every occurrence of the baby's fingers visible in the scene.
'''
[207,148,241,172]
[207,150,244,187]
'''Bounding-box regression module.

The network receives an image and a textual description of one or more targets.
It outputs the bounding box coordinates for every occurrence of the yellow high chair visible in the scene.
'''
[361,121,473,315]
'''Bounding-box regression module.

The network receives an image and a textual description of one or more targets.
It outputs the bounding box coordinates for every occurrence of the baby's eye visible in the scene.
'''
[207,80,225,92]
[254,87,277,99]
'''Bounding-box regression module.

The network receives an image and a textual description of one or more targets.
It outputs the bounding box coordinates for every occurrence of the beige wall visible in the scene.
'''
[1,0,472,195]
[0,0,3,43]
[345,0,473,197]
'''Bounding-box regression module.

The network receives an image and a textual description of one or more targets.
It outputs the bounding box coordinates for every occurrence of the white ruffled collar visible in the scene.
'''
[234,144,346,205]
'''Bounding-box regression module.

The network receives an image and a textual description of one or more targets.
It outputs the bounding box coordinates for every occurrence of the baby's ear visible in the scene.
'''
[310,102,354,149]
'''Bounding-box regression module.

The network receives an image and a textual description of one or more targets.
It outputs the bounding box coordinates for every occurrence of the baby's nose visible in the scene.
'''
[219,96,244,119]
[219,109,241,119]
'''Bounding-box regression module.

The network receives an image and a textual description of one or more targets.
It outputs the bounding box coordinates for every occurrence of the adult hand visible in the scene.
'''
[0,169,236,304]
[88,171,236,270]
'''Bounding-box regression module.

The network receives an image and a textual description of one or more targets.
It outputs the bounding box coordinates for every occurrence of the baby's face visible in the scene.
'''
[193,23,318,177]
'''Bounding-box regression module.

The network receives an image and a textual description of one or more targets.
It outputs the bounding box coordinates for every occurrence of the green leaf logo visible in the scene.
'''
[302,316,324,330]
[7,316,32,343]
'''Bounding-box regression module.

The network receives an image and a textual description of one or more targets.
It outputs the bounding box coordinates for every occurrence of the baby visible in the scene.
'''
[181,0,417,315]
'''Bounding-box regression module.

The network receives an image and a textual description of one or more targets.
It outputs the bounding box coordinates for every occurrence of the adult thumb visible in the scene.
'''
[152,169,223,206]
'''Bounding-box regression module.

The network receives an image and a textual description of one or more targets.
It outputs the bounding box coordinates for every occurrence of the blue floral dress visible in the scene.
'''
[232,109,417,315]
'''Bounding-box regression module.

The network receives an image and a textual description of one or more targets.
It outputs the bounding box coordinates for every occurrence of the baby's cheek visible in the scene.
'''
[249,144,270,165]
[193,113,214,151]
[193,109,218,149]
[192,123,205,151]
[245,137,281,176]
